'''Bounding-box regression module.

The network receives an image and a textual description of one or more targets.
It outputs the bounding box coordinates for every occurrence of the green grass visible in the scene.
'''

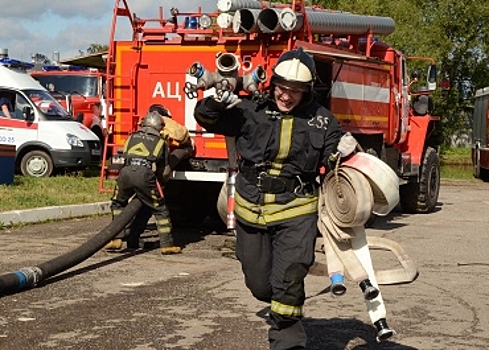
[0,168,114,212]
[440,147,472,166]
[440,147,475,180]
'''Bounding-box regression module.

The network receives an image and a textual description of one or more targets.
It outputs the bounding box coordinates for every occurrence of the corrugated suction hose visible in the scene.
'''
[0,198,143,296]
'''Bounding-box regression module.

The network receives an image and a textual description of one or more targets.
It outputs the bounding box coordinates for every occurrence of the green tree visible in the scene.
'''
[78,43,109,56]
[303,0,489,148]
[86,43,109,54]
[31,53,52,64]
[426,1,489,148]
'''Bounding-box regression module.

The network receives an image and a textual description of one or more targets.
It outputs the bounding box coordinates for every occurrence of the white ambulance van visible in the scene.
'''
[0,58,101,177]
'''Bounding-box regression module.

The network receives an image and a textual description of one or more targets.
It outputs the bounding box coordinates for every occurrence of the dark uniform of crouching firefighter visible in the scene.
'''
[120,104,193,254]
[194,48,344,350]
[107,112,180,254]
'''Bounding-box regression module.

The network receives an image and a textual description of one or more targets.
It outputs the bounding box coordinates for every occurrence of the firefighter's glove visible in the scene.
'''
[337,132,358,158]
[214,90,241,109]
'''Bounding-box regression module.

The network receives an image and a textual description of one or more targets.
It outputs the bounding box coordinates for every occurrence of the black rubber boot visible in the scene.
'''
[374,318,396,342]
[359,279,379,300]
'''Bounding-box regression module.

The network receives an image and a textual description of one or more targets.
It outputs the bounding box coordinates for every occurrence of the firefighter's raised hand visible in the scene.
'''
[214,90,240,109]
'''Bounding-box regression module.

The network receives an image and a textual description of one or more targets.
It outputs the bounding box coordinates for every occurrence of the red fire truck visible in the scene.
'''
[472,87,489,181]
[99,0,441,222]
[31,65,107,144]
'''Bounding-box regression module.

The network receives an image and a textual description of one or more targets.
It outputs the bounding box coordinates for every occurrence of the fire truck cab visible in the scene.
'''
[31,66,107,145]
[100,0,441,222]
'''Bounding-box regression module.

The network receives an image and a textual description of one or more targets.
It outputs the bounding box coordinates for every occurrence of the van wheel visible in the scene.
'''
[20,150,54,177]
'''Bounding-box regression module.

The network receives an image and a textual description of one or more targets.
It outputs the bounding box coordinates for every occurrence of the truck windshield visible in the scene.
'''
[24,89,71,120]
[34,75,98,97]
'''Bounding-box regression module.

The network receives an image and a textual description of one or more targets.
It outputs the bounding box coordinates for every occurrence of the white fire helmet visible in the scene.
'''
[272,47,316,88]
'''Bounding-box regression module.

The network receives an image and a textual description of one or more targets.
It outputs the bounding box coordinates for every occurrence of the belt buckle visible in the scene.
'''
[293,175,305,196]
[257,172,267,189]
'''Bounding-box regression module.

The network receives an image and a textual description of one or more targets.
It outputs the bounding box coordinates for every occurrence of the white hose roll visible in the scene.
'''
[341,152,399,216]
[321,167,373,229]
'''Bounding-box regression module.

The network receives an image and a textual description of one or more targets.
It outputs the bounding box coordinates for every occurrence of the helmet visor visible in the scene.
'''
[274,78,308,93]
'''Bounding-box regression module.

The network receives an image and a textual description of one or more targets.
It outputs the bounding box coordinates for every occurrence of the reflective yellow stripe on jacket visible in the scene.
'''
[264,117,293,204]
[234,192,318,226]
[124,136,165,159]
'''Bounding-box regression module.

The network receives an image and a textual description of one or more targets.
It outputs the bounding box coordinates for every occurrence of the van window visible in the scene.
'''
[14,93,31,120]
[24,89,71,120]
[34,75,98,97]
[0,91,14,118]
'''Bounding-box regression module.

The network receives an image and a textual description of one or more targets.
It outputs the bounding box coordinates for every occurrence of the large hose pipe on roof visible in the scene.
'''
[0,198,143,296]
[258,8,304,33]
[256,7,395,35]
[233,9,262,33]
[217,0,264,13]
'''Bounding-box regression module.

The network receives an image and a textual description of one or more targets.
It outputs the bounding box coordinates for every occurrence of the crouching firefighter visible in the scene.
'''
[105,111,182,254]
[194,47,344,350]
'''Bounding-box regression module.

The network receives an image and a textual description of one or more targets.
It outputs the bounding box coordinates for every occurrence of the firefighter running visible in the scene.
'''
[194,48,347,350]
[106,111,181,255]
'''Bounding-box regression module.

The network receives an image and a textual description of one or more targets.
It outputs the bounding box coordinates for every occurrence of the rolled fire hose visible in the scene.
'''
[339,152,418,283]
[341,152,399,216]
[0,198,143,296]
[322,152,418,284]
[318,152,418,325]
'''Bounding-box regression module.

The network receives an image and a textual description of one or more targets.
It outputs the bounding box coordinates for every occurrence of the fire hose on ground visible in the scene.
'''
[318,151,417,341]
[0,198,143,296]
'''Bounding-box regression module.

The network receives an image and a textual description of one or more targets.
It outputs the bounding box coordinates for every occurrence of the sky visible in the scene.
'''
[0,0,217,62]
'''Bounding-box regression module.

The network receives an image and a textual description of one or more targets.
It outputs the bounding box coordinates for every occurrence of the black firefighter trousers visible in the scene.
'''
[235,213,318,350]
[111,165,172,248]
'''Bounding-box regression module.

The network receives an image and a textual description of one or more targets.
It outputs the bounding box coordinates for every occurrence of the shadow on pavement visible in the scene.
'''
[255,306,417,350]
[38,246,159,288]
[305,317,418,350]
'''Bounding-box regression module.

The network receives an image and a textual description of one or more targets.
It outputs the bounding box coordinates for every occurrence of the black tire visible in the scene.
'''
[400,147,440,213]
[20,150,54,177]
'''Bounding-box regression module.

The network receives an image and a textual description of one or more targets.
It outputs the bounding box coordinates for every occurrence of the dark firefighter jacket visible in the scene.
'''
[194,94,343,227]
[123,126,170,184]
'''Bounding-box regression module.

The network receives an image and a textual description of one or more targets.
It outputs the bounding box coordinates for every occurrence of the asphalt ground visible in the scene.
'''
[0,179,488,350]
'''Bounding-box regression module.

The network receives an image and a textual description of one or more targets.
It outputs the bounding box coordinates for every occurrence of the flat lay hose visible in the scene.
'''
[0,198,143,296]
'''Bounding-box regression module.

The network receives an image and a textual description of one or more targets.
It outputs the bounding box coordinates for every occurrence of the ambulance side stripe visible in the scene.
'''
[0,119,38,130]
